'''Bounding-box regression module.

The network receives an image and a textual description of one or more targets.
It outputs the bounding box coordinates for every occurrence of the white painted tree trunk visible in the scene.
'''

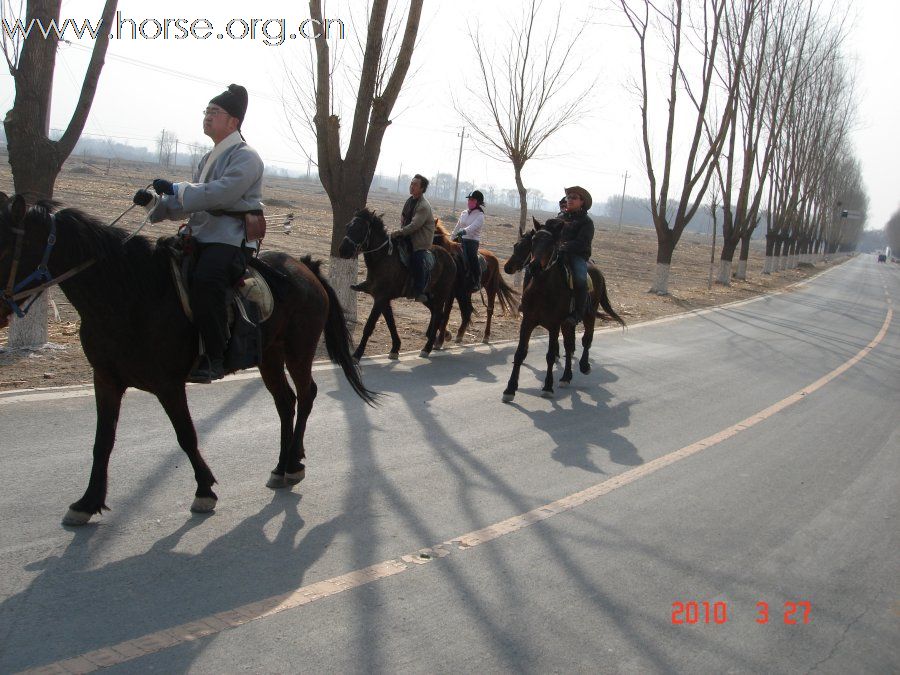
[763,256,773,274]
[7,294,49,349]
[736,259,747,280]
[328,256,359,328]
[649,263,670,295]
[778,256,787,271]
[716,260,732,285]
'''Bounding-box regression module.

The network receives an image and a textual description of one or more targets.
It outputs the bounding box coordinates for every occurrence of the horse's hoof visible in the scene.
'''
[419,350,430,358]
[482,337,490,344]
[388,351,400,360]
[580,363,591,374]
[266,472,287,488]
[559,380,570,388]
[541,390,555,399]
[190,497,217,513]
[285,468,305,485]
[62,508,92,526]
[502,392,515,403]
[455,336,463,344]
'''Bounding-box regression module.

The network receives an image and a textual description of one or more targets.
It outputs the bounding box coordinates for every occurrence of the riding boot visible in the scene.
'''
[564,284,589,326]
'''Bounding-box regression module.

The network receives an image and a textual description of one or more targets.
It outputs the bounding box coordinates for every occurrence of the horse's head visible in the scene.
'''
[504,226,535,274]
[339,208,387,258]
[0,193,51,329]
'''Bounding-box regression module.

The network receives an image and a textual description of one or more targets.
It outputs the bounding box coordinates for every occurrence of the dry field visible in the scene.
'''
[0,157,841,391]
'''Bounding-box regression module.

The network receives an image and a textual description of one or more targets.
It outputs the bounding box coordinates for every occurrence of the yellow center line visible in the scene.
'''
[20,305,893,675]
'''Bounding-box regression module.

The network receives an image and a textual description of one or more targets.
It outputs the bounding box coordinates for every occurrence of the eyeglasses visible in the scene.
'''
[565,194,582,201]
[202,108,228,117]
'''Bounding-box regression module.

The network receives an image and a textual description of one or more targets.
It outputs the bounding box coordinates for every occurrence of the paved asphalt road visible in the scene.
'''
[0,255,897,674]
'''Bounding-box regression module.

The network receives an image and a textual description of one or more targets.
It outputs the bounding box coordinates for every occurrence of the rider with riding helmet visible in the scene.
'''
[132,84,264,383]
[558,186,594,326]
[451,189,486,291]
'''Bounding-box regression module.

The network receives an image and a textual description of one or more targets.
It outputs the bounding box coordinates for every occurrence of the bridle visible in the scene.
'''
[342,215,392,256]
[1,197,149,320]
[530,229,560,273]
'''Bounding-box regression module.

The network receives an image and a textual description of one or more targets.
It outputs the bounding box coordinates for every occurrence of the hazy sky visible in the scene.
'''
[1,0,895,229]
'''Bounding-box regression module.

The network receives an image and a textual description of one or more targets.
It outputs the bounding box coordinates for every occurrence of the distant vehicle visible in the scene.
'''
[877,253,887,263]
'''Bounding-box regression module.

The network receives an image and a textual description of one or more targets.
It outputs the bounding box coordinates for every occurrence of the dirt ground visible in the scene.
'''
[0,157,842,391]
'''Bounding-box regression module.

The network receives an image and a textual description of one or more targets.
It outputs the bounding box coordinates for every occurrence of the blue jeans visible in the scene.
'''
[566,254,588,316]
[412,249,428,295]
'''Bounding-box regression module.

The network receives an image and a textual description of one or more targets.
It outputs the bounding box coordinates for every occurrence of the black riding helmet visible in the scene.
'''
[466,190,485,206]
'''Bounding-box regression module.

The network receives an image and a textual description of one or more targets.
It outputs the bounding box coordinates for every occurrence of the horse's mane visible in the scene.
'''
[433,218,455,245]
[27,201,169,301]
[357,208,387,234]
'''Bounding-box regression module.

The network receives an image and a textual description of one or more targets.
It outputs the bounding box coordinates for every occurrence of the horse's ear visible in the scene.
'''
[11,194,27,224]
[532,217,543,231]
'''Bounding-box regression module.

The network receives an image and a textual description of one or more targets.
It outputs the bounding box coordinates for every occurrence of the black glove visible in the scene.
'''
[152,178,174,196]
[132,189,154,207]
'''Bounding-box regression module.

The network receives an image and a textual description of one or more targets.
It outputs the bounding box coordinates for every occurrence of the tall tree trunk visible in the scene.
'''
[4,0,118,349]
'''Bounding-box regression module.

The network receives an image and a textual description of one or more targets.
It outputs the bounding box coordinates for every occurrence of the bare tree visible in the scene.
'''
[156,129,177,167]
[1,0,117,348]
[284,0,424,324]
[620,0,745,294]
[454,0,592,238]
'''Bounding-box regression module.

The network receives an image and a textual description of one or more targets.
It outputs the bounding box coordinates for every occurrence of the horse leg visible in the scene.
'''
[580,300,597,374]
[420,300,441,358]
[63,375,125,525]
[482,284,496,344]
[276,353,318,488]
[543,326,560,397]
[382,302,402,358]
[435,295,452,351]
[502,319,536,402]
[155,386,218,514]
[559,323,577,386]
[353,301,384,362]
[259,348,300,488]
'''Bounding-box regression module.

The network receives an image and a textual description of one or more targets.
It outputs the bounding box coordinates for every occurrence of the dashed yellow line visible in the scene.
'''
[19,306,893,675]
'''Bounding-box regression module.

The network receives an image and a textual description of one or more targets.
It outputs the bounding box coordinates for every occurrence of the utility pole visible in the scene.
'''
[307,157,311,180]
[452,127,466,214]
[397,163,403,193]
[173,138,178,167]
[616,170,629,232]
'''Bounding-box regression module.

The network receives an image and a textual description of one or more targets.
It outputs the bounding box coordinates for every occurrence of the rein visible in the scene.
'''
[343,216,393,256]
[1,198,150,320]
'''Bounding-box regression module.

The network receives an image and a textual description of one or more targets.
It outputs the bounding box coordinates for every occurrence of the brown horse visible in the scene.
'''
[432,220,518,345]
[0,194,377,525]
[338,208,456,360]
[501,218,625,401]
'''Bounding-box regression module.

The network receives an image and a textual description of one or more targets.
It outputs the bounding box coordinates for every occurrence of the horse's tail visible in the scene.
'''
[593,269,626,328]
[302,256,380,406]
[495,274,519,315]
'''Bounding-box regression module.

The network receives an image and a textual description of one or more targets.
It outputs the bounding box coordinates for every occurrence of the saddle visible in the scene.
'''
[162,240,274,371]
[562,260,594,313]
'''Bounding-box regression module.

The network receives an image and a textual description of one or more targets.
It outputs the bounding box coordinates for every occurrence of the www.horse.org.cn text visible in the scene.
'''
[1,13,347,47]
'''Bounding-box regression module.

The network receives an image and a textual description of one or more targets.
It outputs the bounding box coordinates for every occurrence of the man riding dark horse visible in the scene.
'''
[352,174,435,302]
[557,186,594,326]
[133,83,263,383]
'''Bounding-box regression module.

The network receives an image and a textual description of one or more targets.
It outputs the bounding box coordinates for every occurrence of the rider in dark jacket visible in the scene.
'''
[558,186,594,326]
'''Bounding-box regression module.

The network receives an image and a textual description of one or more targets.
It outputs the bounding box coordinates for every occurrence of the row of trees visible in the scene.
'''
[620,0,866,292]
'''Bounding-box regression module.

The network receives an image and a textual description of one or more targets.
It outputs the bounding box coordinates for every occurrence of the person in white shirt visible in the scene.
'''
[452,190,486,291]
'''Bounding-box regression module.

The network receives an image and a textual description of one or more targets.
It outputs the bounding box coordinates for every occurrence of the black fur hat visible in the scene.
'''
[209,84,248,127]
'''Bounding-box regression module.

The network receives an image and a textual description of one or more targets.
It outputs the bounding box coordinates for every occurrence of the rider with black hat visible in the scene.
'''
[558,186,594,326]
[132,84,264,383]
[452,189,486,291]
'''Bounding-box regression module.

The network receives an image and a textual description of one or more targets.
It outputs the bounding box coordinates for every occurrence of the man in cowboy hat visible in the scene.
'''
[132,83,264,383]
[558,185,594,326]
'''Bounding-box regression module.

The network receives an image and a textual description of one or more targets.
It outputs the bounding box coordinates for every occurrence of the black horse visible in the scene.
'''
[338,208,456,360]
[501,218,625,401]
[0,194,377,525]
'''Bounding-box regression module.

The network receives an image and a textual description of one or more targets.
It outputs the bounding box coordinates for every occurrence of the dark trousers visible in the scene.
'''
[566,253,589,315]
[461,239,480,288]
[190,243,246,361]
[412,249,428,294]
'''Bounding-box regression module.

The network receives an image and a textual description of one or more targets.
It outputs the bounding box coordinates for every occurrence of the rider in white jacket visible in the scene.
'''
[452,190,485,291]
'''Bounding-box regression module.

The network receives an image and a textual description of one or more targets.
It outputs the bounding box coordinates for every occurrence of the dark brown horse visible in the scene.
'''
[338,208,456,360]
[432,220,518,345]
[501,218,625,401]
[0,194,377,526]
